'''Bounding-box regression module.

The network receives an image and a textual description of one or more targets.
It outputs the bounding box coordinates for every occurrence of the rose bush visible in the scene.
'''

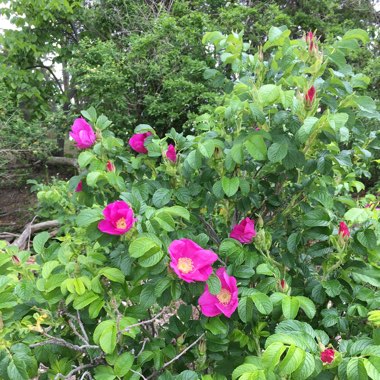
[0,27,379,380]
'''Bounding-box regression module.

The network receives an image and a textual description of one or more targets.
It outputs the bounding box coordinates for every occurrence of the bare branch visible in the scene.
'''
[30,331,99,353]
[77,310,89,343]
[54,362,98,380]
[120,307,168,334]
[146,333,205,379]
[130,369,148,380]
[12,220,59,250]
[136,338,149,358]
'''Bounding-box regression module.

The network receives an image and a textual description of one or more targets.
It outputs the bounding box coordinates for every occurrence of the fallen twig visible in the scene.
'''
[11,220,59,250]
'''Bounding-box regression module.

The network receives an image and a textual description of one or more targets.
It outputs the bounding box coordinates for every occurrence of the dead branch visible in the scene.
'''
[46,156,78,168]
[11,220,59,250]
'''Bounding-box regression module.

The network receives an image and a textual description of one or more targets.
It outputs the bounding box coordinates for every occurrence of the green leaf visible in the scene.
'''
[78,151,94,167]
[207,274,221,295]
[7,357,29,380]
[344,208,370,223]
[322,280,343,297]
[138,250,164,267]
[245,135,267,161]
[177,370,199,380]
[347,358,368,380]
[238,297,254,323]
[251,292,273,315]
[32,231,50,254]
[134,124,155,134]
[77,208,103,227]
[154,278,172,298]
[99,324,116,354]
[257,84,280,106]
[363,358,380,379]
[87,171,106,187]
[268,142,288,163]
[292,352,315,380]
[222,177,240,197]
[282,296,300,319]
[73,291,99,310]
[89,299,105,319]
[287,233,301,253]
[303,209,330,227]
[230,144,243,164]
[328,113,349,131]
[343,29,369,43]
[232,364,260,380]
[129,236,160,258]
[295,117,319,144]
[278,345,305,376]
[152,188,172,208]
[262,342,286,369]
[81,106,97,123]
[198,140,215,158]
[357,230,377,250]
[158,206,190,221]
[94,366,116,380]
[186,150,202,169]
[140,285,156,308]
[114,352,134,377]
[204,316,228,335]
[99,268,125,284]
[297,296,316,319]
[94,321,117,354]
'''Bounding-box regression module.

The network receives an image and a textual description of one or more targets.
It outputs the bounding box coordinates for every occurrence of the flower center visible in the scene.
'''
[116,218,127,229]
[217,288,232,305]
[177,257,194,274]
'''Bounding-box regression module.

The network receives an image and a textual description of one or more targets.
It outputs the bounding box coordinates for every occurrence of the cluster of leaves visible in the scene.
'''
[0,27,380,379]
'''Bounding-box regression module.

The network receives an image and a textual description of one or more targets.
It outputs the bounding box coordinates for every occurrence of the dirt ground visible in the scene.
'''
[0,185,36,233]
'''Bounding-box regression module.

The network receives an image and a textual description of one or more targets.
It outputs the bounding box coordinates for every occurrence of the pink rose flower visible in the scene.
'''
[75,180,83,192]
[106,160,115,172]
[198,267,238,318]
[129,132,152,154]
[230,217,256,244]
[166,144,177,162]
[69,118,96,149]
[168,238,218,283]
[98,200,136,235]
[320,348,335,364]
[305,86,316,107]
[338,221,350,237]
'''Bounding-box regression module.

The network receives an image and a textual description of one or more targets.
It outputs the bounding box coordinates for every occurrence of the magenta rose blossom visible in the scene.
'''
[69,118,96,149]
[199,267,238,318]
[166,144,177,162]
[320,348,335,364]
[168,238,218,283]
[338,221,350,237]
[230,217,256,244]
[98,200,136,235]
[75,180,83,192]
[106,160,115,172]
[129,132,152,154]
